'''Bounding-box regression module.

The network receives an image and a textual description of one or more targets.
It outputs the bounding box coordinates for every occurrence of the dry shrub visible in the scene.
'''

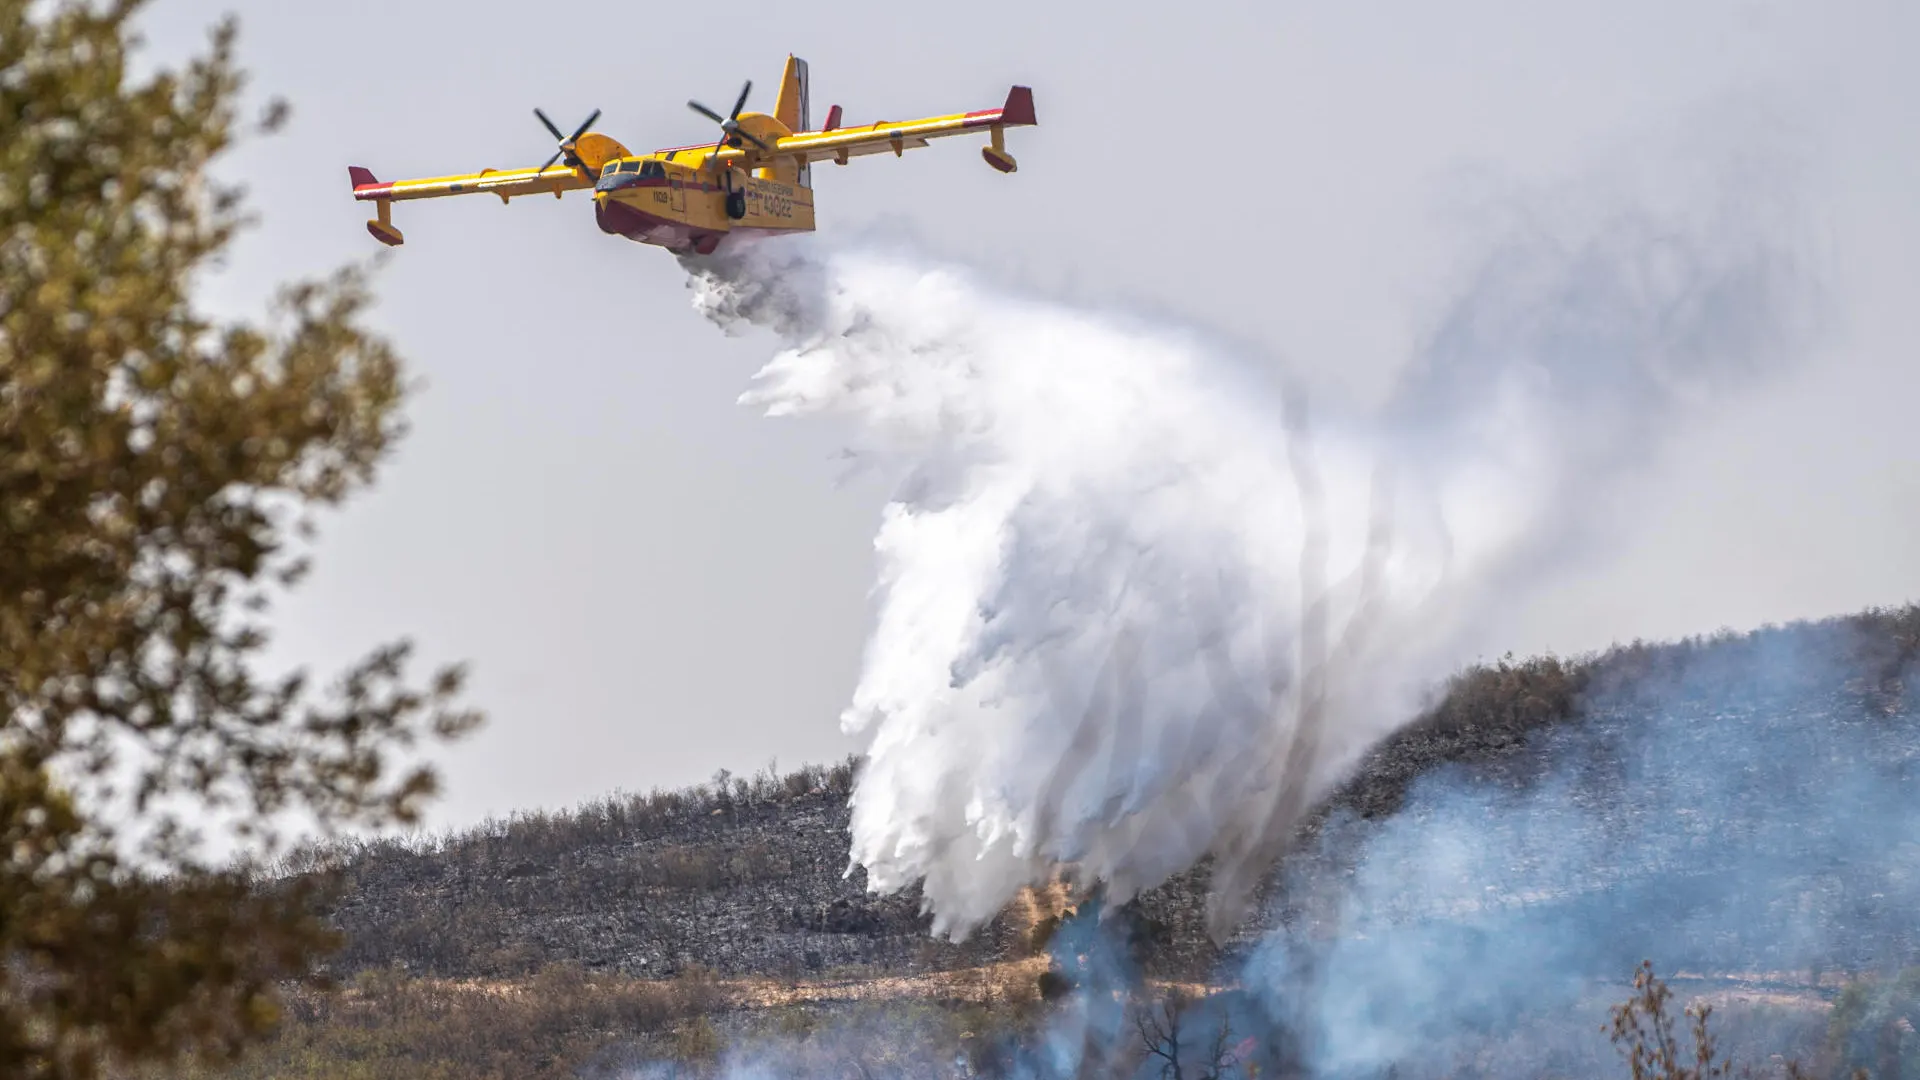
[1133,986,1242,1080]
[1824,968,1920,1080]
[669,1015,725,1074]
[1608,961,1853,1080]
[664,964,727,1016]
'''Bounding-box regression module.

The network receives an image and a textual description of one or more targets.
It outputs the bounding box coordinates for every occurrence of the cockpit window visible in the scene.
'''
[620,159,640,173]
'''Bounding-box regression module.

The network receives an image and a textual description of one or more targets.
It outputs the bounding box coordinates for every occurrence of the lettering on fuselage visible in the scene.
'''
[751,190,795,220]
[745,180,802,222]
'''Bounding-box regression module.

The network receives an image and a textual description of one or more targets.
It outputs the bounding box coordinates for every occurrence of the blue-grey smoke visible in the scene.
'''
[1246,615,1920,1076]
[654,618,1916,1079]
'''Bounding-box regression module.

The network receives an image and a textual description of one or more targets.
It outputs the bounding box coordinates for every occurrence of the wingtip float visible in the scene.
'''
[347,56,1037,257]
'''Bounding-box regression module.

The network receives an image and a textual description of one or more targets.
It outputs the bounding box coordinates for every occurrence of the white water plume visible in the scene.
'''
[678,154,1815,943]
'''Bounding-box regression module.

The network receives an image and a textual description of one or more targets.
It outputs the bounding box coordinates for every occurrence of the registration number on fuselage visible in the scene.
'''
[752,191,795,219]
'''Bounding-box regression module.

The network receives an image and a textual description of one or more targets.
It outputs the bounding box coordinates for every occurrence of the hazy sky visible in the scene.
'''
[130,0,1918,833]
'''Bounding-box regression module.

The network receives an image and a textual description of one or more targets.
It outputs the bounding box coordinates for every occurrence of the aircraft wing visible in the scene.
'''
[348,131,632,214]
[714,86,1037,168]
[346,141,618,247]
[345,162,594,245]
[348,164,593,206]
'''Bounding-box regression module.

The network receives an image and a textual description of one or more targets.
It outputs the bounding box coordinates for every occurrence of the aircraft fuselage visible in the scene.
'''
[592,156,815,256]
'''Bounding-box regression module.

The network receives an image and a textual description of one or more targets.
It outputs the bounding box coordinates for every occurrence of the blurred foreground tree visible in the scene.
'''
[1,1,480,1076]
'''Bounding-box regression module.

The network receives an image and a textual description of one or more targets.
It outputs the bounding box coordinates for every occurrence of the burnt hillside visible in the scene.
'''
[302,604,1920,983]
[308,760,1035,980]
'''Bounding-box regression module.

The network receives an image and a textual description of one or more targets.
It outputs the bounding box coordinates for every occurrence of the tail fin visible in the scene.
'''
[773,54,812,188]
[1001,86,1037,127]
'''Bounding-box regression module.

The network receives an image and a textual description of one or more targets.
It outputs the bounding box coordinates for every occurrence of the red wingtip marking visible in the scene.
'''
[823,104,843,132]
[348,165,378,188]
[1001,86,1036,127]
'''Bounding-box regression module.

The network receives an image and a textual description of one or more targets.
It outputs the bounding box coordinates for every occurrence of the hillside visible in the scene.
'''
[300,605,1918,981]
[301,756,1238,984]
[203,603,1920,1080]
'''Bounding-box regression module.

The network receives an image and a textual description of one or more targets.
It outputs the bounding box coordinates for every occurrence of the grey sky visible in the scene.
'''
[131,0,1918,834]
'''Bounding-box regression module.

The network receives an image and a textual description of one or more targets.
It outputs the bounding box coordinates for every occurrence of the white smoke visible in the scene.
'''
[678,149,1815,943]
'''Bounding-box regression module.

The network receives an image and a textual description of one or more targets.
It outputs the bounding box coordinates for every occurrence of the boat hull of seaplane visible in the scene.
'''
[592,170,814,256]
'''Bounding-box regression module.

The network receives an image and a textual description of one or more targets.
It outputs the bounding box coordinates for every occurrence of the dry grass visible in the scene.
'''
[406,956,1054,1010]
[724,956,1051,1008]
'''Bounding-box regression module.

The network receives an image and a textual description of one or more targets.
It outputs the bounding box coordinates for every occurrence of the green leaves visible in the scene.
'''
[0,1,480,1074]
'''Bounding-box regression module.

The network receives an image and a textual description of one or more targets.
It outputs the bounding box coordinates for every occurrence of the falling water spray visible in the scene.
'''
[677,141,1815,959]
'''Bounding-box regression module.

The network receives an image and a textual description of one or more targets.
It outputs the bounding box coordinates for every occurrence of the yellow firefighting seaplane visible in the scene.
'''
[347,56,1036,257]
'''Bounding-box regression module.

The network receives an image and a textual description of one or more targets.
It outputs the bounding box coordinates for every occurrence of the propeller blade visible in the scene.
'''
[688,100,726,125]
[537,149,564,172]
[567,108,602,142]
[738,128,772,152]
[730,80,752,120]
[534,108,565,142]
